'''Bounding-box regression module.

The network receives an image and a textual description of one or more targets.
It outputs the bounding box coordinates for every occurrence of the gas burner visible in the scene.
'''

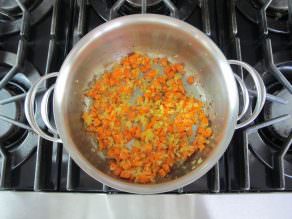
[0,0,52,36]
[0,82,24,142]
[237,0,289,34]
[0,50,40,169]
[247,51,292,176]
[259,66,292,149]
[90,0,198,21]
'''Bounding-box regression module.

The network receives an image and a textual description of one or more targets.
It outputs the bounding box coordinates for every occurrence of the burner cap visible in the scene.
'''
[126,0,162,7]
[0,88,17,139]
[269,88,291,138]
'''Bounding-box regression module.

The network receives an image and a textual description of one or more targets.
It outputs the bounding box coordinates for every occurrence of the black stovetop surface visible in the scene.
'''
[0,0,291,193]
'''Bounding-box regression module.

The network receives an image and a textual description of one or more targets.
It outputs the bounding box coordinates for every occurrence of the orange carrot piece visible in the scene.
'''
[82,53,212,184]
[187,76,195,84]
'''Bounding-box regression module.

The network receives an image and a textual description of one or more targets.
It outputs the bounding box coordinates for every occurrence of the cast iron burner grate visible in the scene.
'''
[0,0,52,36]
[259,67,291,146]
[0,50,40,188]
[237,0,291,34]
[1,0,292,193]
[89,0,198,20]
[246,51,292,186]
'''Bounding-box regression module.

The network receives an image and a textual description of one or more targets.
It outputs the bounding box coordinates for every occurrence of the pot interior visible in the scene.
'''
[54,15,238,193]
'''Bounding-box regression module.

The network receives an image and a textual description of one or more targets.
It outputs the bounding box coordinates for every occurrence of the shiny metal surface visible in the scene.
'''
[40,85,58,135]
[52,14,238,194]
[126,0,161,7]
[234,74,250,121]
[228,60,266,129]
[0,191,292,219]
[24,14,267,193]
[24,72,61,143]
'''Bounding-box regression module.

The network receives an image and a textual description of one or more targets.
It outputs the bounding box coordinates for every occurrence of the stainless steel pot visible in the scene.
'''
[25,14,266,194]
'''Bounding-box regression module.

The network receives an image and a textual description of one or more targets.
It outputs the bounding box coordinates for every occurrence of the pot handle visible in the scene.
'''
[24,72,62,143]
[25,62,265,141]
[228,60,266,129]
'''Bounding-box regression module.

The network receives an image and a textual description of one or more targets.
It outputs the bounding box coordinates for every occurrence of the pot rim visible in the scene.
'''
[53,14,239,194]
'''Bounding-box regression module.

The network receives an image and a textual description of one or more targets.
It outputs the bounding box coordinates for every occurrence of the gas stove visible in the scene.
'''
[0,0,291,194]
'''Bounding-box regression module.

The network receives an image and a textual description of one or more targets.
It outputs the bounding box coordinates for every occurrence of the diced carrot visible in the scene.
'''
[136,175,152,183]
[159,57,168,67]
[110,162,118,171]
[173,63,184,72]
[187,76,195,84]
[204,127,212,137]
[145,69,157,79]
[162,164,170,172]
[82,53,212,184]
[120,170,131,179]
[121,160,132,170]
[119,149,129,160]
[144,144,153,152]
[158,169,167,177]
